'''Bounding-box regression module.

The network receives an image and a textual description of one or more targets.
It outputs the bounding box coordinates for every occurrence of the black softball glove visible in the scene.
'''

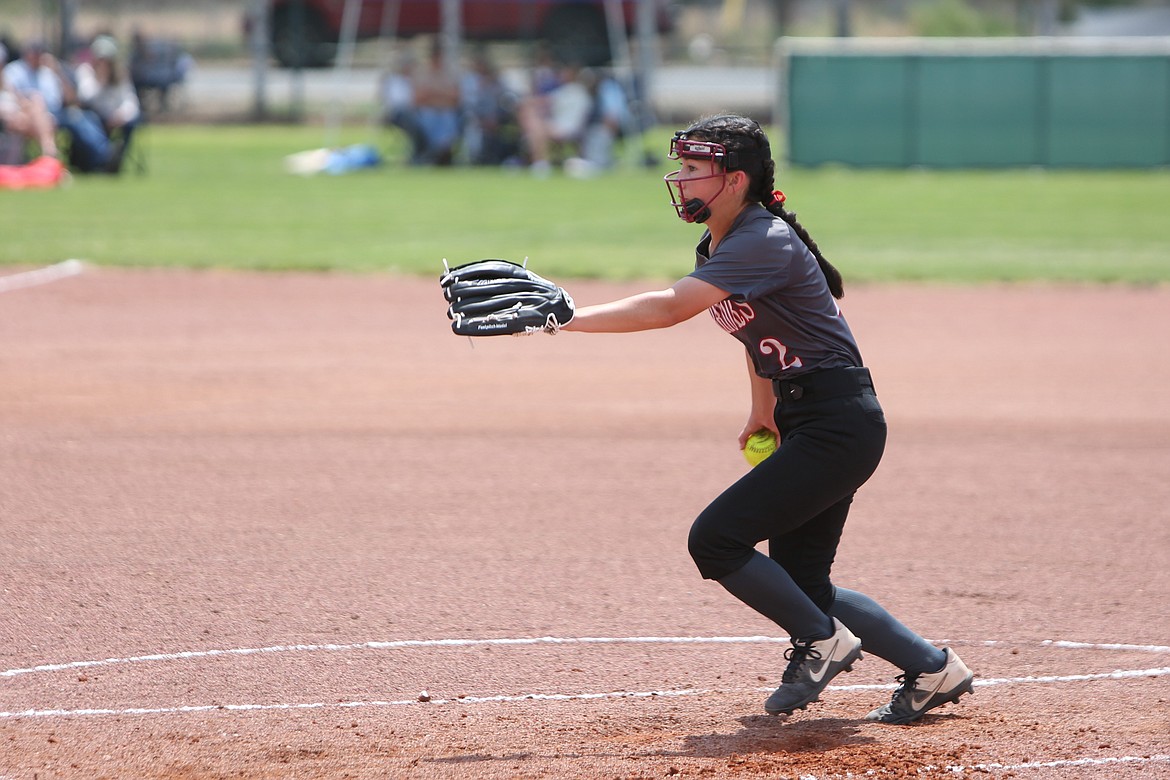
[440,259,575,336]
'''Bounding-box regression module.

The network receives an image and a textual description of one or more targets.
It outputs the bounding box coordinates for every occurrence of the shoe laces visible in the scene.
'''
[889,671,922,704]
[781,640,822,683]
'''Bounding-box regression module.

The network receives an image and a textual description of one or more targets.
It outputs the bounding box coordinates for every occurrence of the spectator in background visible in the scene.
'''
[516,59,592,177]
[569,69,632,177]
[129,28,192,116]
[379,52,429,164]
[2,38,112,172]
[410,39,461,165]
[0,43,60,163]
[75,35,141,174]
[459,45,519,166]
[529,43,562,98]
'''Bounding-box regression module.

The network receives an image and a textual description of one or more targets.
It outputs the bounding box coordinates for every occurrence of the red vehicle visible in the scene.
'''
[268,0,675,68]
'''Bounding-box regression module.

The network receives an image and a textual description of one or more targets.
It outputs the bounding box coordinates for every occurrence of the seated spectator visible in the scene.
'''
[516,60,593,176]
[571,69,632,176]
[529,43,562,98]
[75,35,141,174]
[0,43,60,163]
[2,38,113,172]
[129,28,192,116]
[458,45,519,166]
[410,39,462,166]
[379,52,428,163]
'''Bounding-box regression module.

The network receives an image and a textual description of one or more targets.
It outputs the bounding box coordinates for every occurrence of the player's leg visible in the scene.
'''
[688,397,884,714]
[828,588,944,674]
[768,489,973,723]
[829,588,973,724]
[754,494,863,714]
[689,393,884,609]
[687,437,870,638]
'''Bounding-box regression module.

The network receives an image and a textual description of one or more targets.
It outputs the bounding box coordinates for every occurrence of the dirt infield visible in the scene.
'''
[1,266,1167,779]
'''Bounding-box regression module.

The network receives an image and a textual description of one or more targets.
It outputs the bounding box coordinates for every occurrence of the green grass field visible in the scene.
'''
[4,124,1169,283]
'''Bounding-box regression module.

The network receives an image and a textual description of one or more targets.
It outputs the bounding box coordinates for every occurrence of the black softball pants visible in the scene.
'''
[688,367,886,622]
[688,367,949,671]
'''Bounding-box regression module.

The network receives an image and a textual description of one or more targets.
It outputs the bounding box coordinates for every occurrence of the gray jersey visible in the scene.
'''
[688,205,863,379]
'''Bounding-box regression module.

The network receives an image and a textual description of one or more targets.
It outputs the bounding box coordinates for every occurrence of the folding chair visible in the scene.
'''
[109,120,148,176]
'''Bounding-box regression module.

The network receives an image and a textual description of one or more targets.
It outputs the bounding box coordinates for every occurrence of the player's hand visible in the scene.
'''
[738,417,779,451]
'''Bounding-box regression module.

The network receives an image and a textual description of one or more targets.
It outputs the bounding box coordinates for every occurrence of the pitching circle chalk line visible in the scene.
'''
[0,259,85,294]
[4,634,1166,776]
[3,634,1167,680]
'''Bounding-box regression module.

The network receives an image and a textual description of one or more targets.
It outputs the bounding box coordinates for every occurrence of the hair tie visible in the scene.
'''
[769,190,786,206]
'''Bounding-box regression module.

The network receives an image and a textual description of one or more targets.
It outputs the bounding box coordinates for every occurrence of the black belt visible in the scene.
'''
[772,366,874,402]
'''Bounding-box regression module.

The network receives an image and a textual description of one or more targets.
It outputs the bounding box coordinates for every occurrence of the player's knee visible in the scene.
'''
[688,511,752,581]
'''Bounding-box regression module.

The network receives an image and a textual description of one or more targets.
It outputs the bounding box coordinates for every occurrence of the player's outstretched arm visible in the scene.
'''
[564,277,727,334]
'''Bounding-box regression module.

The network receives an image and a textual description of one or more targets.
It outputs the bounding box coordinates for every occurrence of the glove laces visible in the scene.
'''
[522,313,564,336]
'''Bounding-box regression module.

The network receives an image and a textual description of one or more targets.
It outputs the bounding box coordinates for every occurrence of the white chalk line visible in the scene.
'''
[0,259,85,293]
[0,635,785,678]
[3,634,1167,679]
[957,754,1170,774]
[1,679,1168,777]
[797,754,1170,778]
[2,643,1166,779]
[3,666,1167,721]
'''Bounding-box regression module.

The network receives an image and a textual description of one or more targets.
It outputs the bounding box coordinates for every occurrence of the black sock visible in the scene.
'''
[829,587,946,674]
[717,551,835,641]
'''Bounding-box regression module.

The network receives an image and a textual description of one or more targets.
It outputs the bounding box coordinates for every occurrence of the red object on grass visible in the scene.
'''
[0,156,67,190]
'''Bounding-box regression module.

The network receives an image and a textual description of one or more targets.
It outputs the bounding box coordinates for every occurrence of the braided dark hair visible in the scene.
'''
[679,114,844,299]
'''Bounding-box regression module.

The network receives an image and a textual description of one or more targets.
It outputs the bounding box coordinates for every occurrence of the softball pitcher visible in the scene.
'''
[441,114,974,724]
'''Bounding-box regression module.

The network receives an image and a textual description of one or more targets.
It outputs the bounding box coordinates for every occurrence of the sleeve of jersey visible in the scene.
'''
[688,223,793,299]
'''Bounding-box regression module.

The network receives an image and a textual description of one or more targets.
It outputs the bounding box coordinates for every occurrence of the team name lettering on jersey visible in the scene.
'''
[709,299,756,334]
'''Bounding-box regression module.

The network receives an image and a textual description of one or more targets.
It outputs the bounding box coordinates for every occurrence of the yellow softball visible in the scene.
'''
[743,430,777,467]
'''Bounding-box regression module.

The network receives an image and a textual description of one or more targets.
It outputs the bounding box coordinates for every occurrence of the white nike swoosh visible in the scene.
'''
[807,659,830,683]
[910,686,939,710]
